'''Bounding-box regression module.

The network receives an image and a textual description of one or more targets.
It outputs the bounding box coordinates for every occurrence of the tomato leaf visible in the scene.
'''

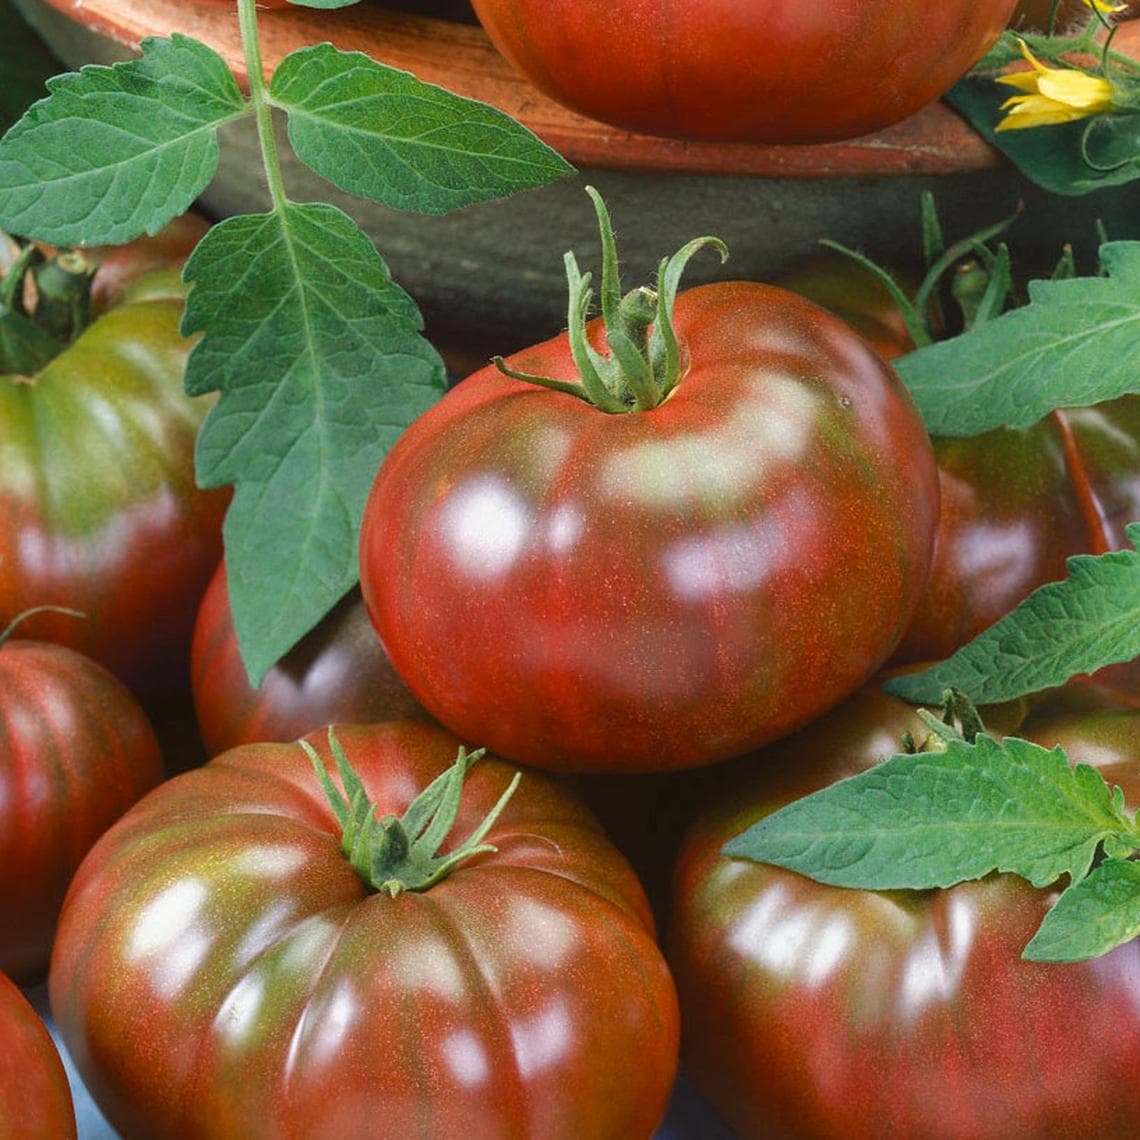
[1023,858,1140,962]
[884,525,1140,705]
[269,44,573,213]
[945,75,1140,197]
[0,36,246,246]
[894,241,1140,436]
[182,201,445,685]
[723,734,1139,890]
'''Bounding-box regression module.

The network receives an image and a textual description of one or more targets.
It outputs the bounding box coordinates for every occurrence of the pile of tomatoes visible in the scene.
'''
[3,2,1140,1137]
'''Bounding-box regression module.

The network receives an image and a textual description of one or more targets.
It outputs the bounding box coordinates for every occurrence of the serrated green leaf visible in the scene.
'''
[945,76,1140,196]
[269,43,573,214]
[895,242,1140,436]
[0,34,246,246]
[181,202,445,684]
[1023,858,1140,961]
[723,734,1137,890]
[0,0,60,135]
[884,525,1140,705]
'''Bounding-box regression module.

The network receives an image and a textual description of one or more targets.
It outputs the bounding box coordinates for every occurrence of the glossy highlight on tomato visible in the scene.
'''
[0,636,163,983]
[50,721,680,1139]
[668,681,1140,1139]
[360,280,939,773]
[469,0,1019,143]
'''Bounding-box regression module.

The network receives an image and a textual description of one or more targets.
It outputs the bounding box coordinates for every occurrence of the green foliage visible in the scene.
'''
[895,242,1140,436]
[884,526,1140,705]
[725,732,1140,961]
[724,734,1137,891]
[1024,857,1140,961]
[0,36,246,245]
[183,203,445,684]
[0,1,60,135]
[271,44,573,212]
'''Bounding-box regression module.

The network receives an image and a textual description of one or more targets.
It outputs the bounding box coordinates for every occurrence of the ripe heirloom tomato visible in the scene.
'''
[0,633,163,983]
[360,198,939,773]
[0,972,77,1140]
[0,216,229,694]
[780,253,1140,665]
[468,0,1018,144]
[191,560,430,757]
[50,721,680,1139]
[668,681,1140,1140]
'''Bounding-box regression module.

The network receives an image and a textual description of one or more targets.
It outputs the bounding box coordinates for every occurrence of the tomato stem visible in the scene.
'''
[303,729,520,896]
[237,0,289,213]
[494,186,725,413]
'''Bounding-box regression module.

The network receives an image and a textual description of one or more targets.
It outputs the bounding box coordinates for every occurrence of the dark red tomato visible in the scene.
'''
[0,216,229,695]
[468,0,1018,143]
[668,682,1140,1140]
[780,255,1140,665]
[360,281,939,773]
[191,560,430,757]
[0,971,77,1140]
[49,721,679,1139]
[0,637,163,983]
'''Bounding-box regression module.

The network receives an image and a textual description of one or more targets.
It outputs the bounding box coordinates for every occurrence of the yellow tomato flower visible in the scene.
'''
[996,40,1116,130]
[1082,0,1126,13]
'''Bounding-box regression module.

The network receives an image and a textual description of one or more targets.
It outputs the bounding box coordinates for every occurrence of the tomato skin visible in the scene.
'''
[0,218,229,695]
[895,397,1140,662]
[360,282,938,773]
[0,640,163,983]
[191,561,430,757]
[780,256,1140,665]
[0,972,77,1140]
[49,721,679,1139]
[468,0,1018,144]
[668,685,1140,1140]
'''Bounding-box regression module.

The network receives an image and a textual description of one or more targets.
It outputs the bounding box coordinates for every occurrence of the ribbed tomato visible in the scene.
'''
[0,217,228,694]
[0,633,163,983]
[50,721,680,1138]
[668,681,1140,1139]
[469,0,1018,143]
[0,971,76,1139]
[191,560,429,757]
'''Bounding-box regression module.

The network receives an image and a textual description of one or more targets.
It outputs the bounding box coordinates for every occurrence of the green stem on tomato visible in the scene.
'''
[495,186,725,413]
[237,0,289,212]
[303,729,521,897]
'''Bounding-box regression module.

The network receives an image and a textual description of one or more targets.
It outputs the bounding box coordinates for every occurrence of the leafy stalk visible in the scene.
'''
[496,186,726,412]
[302,729,520,897]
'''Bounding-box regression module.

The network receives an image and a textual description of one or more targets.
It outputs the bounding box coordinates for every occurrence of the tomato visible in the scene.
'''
[191,560,430,757]
[360,278,938,773]
[0,216,229,695]
[780,254,1140,665]
[667,682,1140,1140]
[467,1,1018,144]
[0,972,76,1140]
[0,634,164,983]
[49,721,680,1138]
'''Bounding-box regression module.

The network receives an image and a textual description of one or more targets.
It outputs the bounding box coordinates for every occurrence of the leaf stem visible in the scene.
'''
[237,0,288,211]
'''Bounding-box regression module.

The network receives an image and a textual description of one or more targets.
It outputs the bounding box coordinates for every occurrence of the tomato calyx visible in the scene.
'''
[303,728,521,896]
[0,236,96,376]
[494,186,727,413]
